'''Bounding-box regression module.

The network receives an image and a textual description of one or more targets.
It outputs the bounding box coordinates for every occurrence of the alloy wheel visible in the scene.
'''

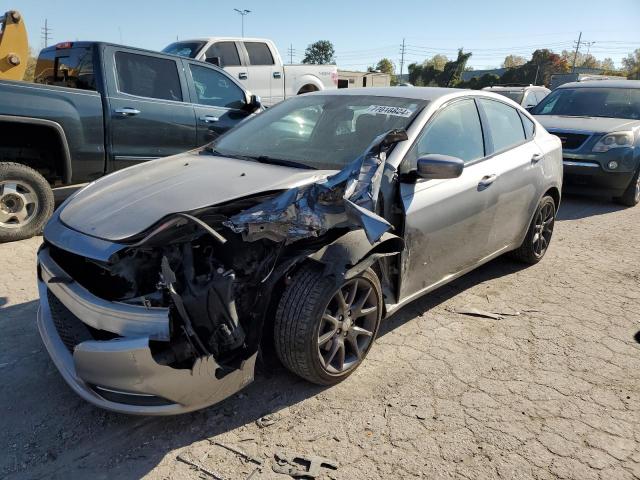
[0,180,39,229]
[532,201,555,257]
[317,278,379,374]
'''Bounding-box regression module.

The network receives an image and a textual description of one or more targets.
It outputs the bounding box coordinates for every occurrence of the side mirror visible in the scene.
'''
[416,154,464,179]
[244,93,262,113]
[525,105,535,112]
[206,56,222,67]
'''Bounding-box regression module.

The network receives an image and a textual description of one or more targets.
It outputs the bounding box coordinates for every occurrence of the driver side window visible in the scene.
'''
[409,99,485,166]
[189,65,244,108]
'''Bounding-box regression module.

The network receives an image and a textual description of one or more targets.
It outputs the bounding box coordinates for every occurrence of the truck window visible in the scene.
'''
[190,65,245,108]
[205,42,241,67]
[162,41,206,58]
[244,42,274,66]
[115,52,183,102]
[34,47,96,91]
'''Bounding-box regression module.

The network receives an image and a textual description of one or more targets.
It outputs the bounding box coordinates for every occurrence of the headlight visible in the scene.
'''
[592,132,634,152]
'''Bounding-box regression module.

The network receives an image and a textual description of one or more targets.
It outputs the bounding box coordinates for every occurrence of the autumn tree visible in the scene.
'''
[424,54,448,71]
[502,55,526,68]
[302,40,336,65]
[622,48,640,79]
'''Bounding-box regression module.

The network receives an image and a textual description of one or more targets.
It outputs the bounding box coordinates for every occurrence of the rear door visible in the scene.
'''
[399,97,497,301]
[202,41,248,90]
[476,98,543,251]
[241,41,277,106]
[104,47,196,171]
[184,61,253,145]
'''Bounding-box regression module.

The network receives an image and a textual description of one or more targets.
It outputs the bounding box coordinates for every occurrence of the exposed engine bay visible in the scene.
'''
[45,130,407,377]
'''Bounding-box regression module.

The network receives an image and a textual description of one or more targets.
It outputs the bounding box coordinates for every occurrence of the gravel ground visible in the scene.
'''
[1,195,639,480]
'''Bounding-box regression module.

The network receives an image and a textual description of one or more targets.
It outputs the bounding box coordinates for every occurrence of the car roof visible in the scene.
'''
[557,79,640,89]
[309,86,467,101]
[483,85,548,91]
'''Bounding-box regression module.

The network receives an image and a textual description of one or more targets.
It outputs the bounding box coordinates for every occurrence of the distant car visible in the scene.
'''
[37,87,561,414]
[532,80,640,206]
[483,85,550,110]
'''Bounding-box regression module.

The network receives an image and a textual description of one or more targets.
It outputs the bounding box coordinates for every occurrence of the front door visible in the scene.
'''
[202,41,249,91]
[185,61,253,145]
[398,98,499,301]
[106,48,196,171]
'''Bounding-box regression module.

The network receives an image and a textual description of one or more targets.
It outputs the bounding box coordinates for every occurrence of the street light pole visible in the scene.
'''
[233,8,251,37]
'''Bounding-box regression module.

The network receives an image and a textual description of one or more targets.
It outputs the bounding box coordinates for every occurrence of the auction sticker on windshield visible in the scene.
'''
[366,105,414,117]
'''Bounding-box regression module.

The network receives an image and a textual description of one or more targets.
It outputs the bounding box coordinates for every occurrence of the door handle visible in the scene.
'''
[273,71,282,79]
[199,115,220,123]
[478,174,498,189]
[115,107,141,117]
[531,153,544,164]
[238,72,248,80]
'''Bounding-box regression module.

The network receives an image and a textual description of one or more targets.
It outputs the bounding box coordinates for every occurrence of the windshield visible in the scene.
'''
[162,41,205,58]
[494,90,524,103]
[532,87,640,120]
[210,95,427,170]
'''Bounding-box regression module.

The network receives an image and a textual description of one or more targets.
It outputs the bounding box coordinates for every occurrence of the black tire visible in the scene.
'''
[510,195,556,265]
[274,264,382,385]
[614,168,640,207]
[0,162,54,243]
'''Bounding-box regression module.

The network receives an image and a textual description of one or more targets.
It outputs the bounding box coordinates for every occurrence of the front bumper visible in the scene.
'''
[562,151,638,197]
[37,246,256,415]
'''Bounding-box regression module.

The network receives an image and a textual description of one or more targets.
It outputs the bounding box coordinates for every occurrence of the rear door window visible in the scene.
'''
[478,99,525,153]
[205,42,241,66]
[115,52,183,101]
[244,42,275,66]
[34,47,96,91]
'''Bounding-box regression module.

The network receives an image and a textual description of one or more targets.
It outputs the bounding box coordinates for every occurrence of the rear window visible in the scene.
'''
[162,41,206,58]
[115,52,182,102]
[34,47,96,91]
[493,90,524,104]
[244,42,274,66]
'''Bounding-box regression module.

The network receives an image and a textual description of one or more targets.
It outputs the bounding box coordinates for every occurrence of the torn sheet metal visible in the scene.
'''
[224,129,408,245]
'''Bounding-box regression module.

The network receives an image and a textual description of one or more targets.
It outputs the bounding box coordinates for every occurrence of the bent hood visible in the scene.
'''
[535,115,640,134]
[59,150,331,242]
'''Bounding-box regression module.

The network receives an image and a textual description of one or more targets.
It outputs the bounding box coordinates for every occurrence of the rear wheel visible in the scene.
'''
[614,168,640,207]
[274,264,382,385]
[0,163,54,243]
[510,195,556,265]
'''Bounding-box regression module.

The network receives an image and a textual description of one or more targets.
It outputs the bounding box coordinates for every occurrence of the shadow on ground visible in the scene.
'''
[557,193,627,221]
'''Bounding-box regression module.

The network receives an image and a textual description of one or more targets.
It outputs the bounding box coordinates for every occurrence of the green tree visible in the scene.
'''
[375,58,395,75]
[502,55,526,68]
[622,48,640,79]
[302,40,336,65]
[424,54,448,71]
[501,49,569,86]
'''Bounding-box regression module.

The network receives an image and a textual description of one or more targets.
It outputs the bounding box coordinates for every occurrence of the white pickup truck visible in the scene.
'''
[163,37,338,107]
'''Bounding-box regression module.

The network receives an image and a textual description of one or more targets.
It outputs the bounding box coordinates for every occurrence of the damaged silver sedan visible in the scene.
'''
[37,88,562,414]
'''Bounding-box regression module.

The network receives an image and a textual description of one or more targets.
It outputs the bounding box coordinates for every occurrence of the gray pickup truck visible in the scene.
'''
[0,41,261,242]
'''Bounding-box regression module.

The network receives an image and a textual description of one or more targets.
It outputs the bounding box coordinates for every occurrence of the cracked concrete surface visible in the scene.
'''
[0,195,638,479]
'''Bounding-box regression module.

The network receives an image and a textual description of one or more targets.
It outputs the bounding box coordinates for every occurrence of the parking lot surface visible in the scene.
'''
[1,196,639,480]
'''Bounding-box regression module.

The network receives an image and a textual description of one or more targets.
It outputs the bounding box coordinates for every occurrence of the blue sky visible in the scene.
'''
[6,0,640,72]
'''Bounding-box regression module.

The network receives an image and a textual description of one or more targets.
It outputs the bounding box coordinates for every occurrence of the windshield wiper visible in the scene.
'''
[252,156,316,170]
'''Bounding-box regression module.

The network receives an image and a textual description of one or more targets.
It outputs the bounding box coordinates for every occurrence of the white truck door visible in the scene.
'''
[241,41,278,106]
[201,41,249,90]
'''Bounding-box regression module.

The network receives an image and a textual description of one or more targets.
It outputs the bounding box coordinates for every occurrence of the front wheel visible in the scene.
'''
[0,163,55,243]
[510,195,556,265]
[614,168,640,207]
[274,264,382,385]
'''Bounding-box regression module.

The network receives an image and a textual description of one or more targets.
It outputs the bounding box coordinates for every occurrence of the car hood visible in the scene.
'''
[59,150,332,242]
[534,115,640,134]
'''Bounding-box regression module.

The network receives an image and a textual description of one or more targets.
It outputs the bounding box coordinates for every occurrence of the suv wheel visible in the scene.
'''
[510,195,556,265]
[614,168,640,207]
[0,163,55,243]
[274,264,382,385]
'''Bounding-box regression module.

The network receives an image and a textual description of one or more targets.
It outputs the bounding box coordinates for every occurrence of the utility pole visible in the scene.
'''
[571,31,582,73]
[288,44,294,64]
[41,19,52,48]
[233,9,251,37]
[399,38,406,79]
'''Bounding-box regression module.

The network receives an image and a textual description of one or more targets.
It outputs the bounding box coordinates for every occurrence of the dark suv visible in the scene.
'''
[532,80,640,206]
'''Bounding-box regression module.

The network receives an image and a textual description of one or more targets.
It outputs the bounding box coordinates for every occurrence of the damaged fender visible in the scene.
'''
[224,129,408,244]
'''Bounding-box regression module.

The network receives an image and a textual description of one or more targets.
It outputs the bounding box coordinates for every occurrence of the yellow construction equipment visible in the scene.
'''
[0,10,28,80]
